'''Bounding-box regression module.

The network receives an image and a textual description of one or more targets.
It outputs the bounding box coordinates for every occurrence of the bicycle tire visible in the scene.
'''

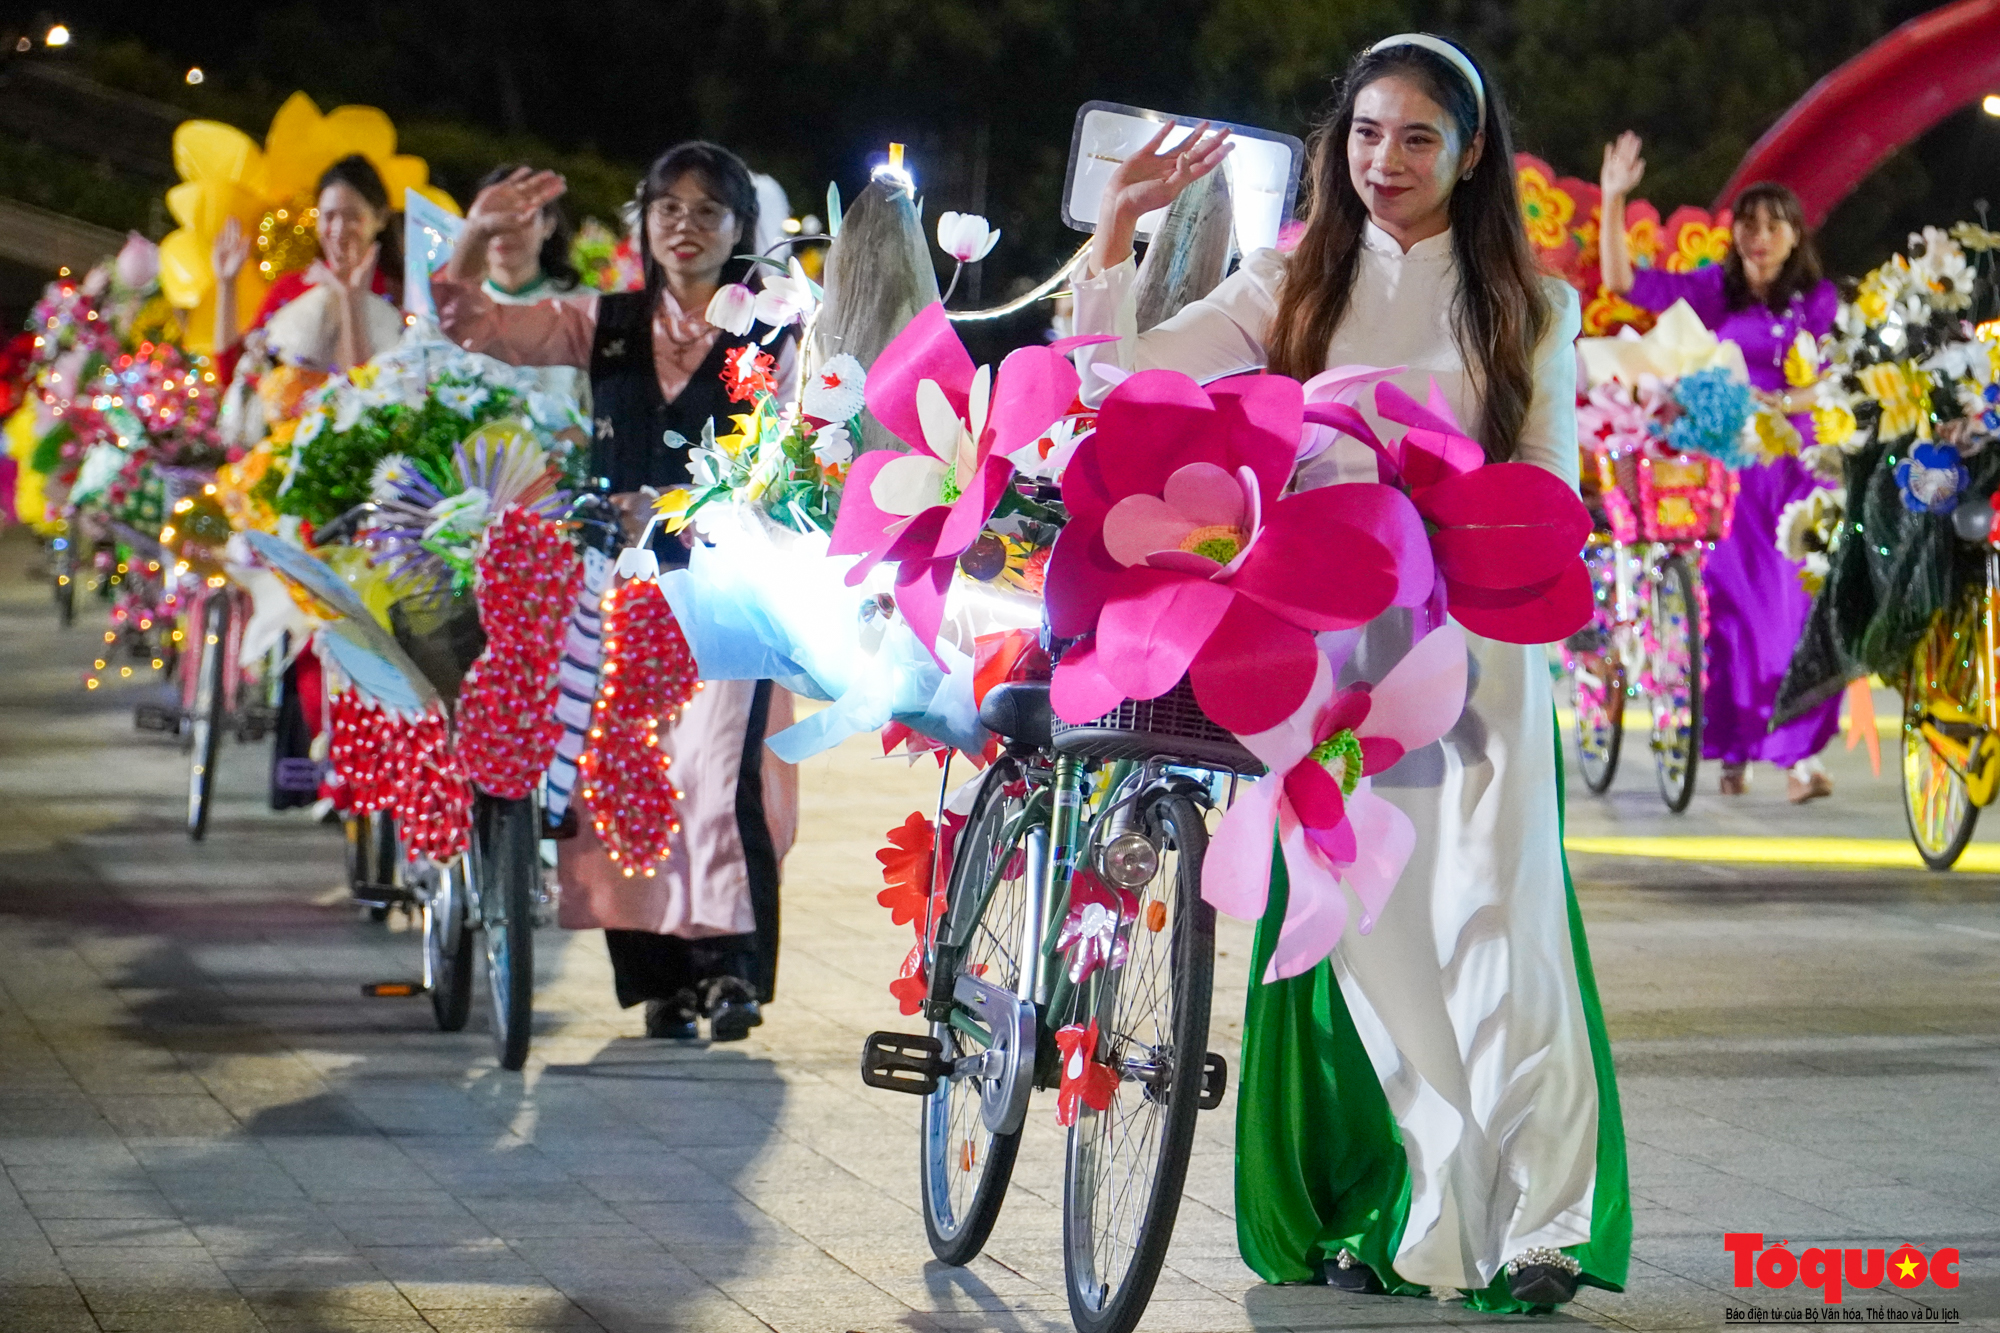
[1902,608,1982,870]
[1649,554,1703,813]
[1573,664,1623,794]
[186,593,229,841]
[921,756,1031,1267]
[424,857,475,1031]
[478,794,537,1070]
[1062,791,1215,1333]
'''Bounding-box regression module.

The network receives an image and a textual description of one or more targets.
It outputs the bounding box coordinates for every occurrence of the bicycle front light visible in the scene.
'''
[1100,832,1160,889]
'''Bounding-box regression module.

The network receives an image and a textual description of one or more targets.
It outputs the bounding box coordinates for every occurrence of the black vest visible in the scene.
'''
[587,289,779,496]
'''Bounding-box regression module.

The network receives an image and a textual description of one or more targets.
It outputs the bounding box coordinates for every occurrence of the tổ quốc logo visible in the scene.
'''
[1726,1234,1961,1320]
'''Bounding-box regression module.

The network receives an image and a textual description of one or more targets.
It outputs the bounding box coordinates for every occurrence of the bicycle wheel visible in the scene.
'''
[186,593,229,840]
[921,757,1033,1266]
[422,857,475,1031]
[1902,606,1982,870]
[1647,553,1703,813]
[477,794,537,1070]
[1572,660,1624,794]
[1063,791,1215,1333]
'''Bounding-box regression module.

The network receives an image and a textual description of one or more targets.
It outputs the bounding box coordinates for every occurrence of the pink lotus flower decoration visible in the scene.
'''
[1205,624,1468,980]
[829,303,1096,662]
[1045,370,1434,735]
[1305,381,1594,643]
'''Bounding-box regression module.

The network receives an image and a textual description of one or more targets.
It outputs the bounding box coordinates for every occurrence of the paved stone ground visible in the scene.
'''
[1,523,1997,1333]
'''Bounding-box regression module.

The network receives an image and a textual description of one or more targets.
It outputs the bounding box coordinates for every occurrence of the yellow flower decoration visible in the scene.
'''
[1856,361,1932,442]
[1583,286,1653,338]
[1748,405,1802,462]
[1624,216,1663,269]
[1783,332,1823,389]
[1516,166,1575,252]
[157,92,458,354]
[653,487,696,534]
[1665,221,1731,274]
[714,411,759,459]
[1812,400,1859,449]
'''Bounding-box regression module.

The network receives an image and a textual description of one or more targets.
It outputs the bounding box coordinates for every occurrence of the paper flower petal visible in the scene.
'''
[936,456,1016,557]
[1202,772,1284,920]
[1265,810,1349,982]
[1188,597,1319,735]
[984,345,1082,465]
[1228,496,1396,631]
[1282,759,1348,832]
[1161,461,1249,528]
[895,557,956,668]
[1343,786,1415,933]
[1103,493,1200,567]
[1232,653,1335,773]
[1082,371,1220,512]
[1096,570,1235,702]
[829,450,907,559]
[864,303,976,451]
[1358,622,1467,753]
[870,453,949,517]
[1044,521,1124,639]
[1050,638,1129,724]
[1448,560,1595,644]
[1205,372,1307,503]
[1417,463,1592,590]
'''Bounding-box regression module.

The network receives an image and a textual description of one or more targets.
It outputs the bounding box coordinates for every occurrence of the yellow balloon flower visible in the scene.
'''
[157,91,459,355]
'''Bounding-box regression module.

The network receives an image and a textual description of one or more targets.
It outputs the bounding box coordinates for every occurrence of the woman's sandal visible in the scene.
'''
[1505,1248,1581,1305]
[1325,1250,1387,1295]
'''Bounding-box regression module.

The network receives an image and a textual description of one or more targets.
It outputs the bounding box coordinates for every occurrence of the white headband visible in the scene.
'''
[1367,32,1486,135]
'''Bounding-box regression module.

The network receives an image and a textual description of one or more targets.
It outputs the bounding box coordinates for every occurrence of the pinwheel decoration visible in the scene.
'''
[1205,624,1469,980]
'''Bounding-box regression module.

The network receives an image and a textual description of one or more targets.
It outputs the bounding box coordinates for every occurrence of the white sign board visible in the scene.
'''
[1062,101,1304,256]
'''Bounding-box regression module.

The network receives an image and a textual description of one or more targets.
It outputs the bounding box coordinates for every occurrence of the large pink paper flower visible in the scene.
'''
[1304,382,1594,643]
[1045,370,1432,736]
[828,303,1088,662]
[1204,624,1467,980]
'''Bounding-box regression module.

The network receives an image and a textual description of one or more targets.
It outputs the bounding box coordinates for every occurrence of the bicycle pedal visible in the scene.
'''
[1199,1052,1229,1111]
[860,1030,952,1096]
[361,981,427,997]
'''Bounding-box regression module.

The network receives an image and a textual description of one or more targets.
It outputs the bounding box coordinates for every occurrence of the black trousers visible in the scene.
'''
[602,681,782,1007]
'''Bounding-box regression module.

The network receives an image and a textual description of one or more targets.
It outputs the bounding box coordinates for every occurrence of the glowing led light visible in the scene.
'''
[1985,94,2000,117]
[185,67,204,85]
[44,25,70,47]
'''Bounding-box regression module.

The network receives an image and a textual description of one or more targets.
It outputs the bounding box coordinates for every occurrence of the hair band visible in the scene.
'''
[1366,32,1487,135]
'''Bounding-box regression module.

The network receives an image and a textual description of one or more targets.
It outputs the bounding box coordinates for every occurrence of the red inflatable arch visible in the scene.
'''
[1716,0,2000,227]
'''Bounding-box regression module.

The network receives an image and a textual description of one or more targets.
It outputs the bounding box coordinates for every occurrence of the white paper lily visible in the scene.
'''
[867,366,991,518]
[752,259,818,343]
[705,283,758,336]
[936,212,1000,263]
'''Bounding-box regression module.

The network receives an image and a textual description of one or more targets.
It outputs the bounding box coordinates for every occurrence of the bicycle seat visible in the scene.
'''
[979,681,1053,749]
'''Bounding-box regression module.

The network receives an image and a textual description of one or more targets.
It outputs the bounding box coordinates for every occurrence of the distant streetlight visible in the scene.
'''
[185,67,204,85]
[1984,94,2000,117]
[44,24,70,46]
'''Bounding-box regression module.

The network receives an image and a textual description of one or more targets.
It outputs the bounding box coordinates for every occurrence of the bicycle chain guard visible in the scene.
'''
[955,974,1036,1135]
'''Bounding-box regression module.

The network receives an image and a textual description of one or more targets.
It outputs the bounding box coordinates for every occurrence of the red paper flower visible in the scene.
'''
[876,811,945,931]
[1053,871,1137,984]
[722,344,777,403]
[889,942,928,1016]
[1052,1019,1120,1127]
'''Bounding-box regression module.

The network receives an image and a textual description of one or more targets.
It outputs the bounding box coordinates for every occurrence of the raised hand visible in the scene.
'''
[212,217,249,282]
[1600,132,1645,201]
[1103,121,1233,223]
[466,167,567,239]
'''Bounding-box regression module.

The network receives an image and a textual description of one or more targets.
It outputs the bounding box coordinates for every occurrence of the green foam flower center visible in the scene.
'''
[939,464,962,504]
[1309,729,1363,796]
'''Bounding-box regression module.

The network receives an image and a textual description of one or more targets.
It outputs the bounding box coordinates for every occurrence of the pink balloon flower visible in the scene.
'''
[828,303,1093,662]
[1204,623,1468,981]
[1045,369,1433,736]
[1304,381,1594,644]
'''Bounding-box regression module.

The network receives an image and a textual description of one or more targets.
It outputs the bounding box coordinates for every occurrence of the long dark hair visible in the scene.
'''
[635,142,760,308]
[476,163,580,290]
[317,154,402,301]
[1267,38,1550,462]
[1723,181,1822,314]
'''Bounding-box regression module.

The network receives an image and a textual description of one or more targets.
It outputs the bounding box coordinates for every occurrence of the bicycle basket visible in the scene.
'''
[1049,675,1265,776]
[1596,447,1737,545]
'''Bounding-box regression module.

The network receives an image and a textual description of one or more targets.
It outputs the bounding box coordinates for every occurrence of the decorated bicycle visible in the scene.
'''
[642,160,1593,1333]
[1774,223,2000,867]
[1565,303,1763,811]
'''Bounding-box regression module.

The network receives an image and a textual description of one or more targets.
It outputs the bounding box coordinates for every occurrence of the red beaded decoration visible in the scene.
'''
[456,508,584,800]
[574,577,700,878]
[327,688,472,863]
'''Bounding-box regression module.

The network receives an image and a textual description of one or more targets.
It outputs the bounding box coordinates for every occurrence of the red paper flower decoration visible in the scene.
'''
[327,688,472,862]
[455,508,584,799]
[889,942,928,1016]
[575,579,701,877]
[723,344,777,403]
[1052,1019,1120,1127]
[1054,871,1137,984]
[876,811,945,930]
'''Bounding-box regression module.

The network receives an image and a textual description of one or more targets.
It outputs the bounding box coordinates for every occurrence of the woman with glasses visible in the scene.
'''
[433,142,798,1043]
